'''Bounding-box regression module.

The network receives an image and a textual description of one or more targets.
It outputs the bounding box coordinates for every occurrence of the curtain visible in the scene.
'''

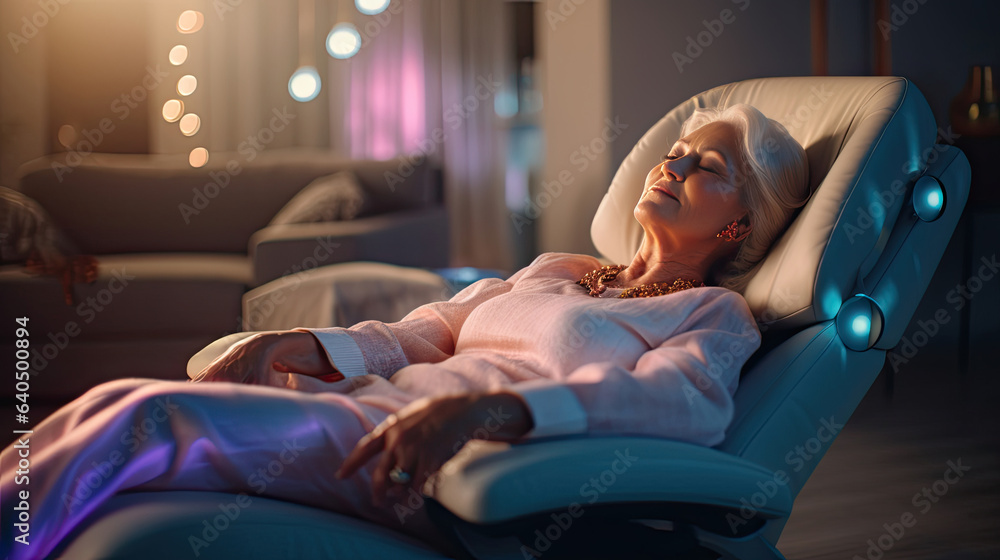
[148,0,513,270]
[328,0,514,271]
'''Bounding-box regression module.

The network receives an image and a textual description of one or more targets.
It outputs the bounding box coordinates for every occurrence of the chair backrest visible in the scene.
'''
[591,77,970,501]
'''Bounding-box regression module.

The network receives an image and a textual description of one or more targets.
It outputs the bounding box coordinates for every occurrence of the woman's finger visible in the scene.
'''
[409,455,433,495]
[336,431,385,479]
[336,412,401,478]
[371,437,404,507]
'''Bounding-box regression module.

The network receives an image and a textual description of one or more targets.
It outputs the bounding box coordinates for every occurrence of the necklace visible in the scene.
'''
[577,264,704,298]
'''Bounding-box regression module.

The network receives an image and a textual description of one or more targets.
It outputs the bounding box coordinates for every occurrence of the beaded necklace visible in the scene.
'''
[578,264,704,298]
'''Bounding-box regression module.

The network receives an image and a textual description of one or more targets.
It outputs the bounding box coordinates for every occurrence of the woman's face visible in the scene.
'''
[634,121,749,247]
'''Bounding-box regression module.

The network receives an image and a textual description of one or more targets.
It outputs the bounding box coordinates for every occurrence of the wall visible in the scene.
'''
[0,0,50,187]
[534,0,611,256]
[609,0,812,171]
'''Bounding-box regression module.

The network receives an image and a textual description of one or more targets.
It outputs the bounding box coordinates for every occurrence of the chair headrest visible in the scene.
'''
[592,77,937,329]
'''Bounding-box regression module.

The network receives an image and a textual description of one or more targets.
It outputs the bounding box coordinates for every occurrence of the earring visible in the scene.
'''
[717,219,741,242]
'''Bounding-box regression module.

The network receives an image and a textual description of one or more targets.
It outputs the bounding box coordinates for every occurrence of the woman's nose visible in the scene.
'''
[660,159,686,182]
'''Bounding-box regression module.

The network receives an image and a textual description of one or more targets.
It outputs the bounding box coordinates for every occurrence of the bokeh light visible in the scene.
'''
[189,147,209,168]
[326,23,361,59]
[162,99,185,122]
[179,113,201,136]
[356,0,390,15]
[288,66,321,102]
[169,45,188,66]
[177,10,204,33]
[177,75,198,96]
[57,125,77,148]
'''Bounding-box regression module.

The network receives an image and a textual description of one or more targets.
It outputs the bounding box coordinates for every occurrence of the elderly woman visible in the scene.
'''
[0,104,808,558]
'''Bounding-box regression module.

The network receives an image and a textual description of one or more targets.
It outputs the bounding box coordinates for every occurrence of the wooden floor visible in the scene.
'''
[776,349,1000,560]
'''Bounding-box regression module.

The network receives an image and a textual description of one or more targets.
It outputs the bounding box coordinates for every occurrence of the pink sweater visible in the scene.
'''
[304,252,761,446]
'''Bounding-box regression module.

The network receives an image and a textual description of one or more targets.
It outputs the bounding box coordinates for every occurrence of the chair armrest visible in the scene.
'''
[429,437,793,525]
[249,207,449,286]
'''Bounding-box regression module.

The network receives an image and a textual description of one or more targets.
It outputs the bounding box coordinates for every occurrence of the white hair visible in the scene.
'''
[680,104,810,293]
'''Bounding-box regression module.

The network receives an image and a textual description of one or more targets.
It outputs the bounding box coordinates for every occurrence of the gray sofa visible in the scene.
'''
[0,149,447,408]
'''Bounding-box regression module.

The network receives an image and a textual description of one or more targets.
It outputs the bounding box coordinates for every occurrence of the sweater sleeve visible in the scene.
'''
[508,289,761,446]
[298,263,535,379]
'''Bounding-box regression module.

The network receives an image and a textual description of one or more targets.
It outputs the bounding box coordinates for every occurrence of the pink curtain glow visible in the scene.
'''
[345,8,427,160]
[329,0,513,271]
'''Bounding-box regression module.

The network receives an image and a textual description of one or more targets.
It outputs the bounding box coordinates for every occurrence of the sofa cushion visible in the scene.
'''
[0,254,251,340]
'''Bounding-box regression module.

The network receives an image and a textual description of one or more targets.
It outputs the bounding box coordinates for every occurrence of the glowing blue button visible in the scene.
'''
[851,315,871,337]
[926,190,941,209]
[836,294,884,352]
[912,175,945,222]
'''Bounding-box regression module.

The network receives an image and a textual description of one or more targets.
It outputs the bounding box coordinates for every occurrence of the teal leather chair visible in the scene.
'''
[51,76,970,560]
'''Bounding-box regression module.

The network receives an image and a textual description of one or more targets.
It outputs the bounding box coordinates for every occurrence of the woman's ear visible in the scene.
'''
[732,214,752,243]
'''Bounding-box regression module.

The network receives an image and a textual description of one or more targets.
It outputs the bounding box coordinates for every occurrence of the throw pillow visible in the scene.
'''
[269,171,367,226]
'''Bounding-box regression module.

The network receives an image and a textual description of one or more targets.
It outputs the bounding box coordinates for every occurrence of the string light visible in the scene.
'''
[177,75,198,96]
[355,0,390,16]
[189,147,209,167]
[177,10,204,33]
[173,11,203,166]
[169,45,188,65]
[179,113,201,136]
[162,99,184,122]
[288,66,321,102]
[326,23,361,59]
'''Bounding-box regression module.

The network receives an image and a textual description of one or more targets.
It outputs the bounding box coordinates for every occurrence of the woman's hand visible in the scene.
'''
[336,392,534,506]
[195,330,343,384]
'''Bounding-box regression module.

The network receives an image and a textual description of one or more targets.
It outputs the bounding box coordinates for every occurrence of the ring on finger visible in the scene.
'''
[388,466,411,485]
